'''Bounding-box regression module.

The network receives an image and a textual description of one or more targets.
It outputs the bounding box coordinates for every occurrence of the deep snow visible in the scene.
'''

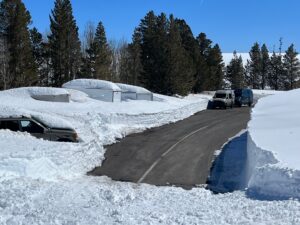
[247,89,300,200]
[0,87,299,224]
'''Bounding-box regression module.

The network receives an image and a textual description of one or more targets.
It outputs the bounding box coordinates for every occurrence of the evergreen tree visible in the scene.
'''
[138,11,157,90]
[194,33,212,92]
[205,44,224,90]
[226,51,244,89]
[283,44,300,90]
[0,0,37,89]
[48,0,81,87]
[139,11,169,93]
[175,19,198,90]
[119,28,143,85]
[247,42,262,89]
[261,44,270,89]
[30,27,46,85]
[268,51,284,90]
[167,15,194,95]
[93,21,112,80]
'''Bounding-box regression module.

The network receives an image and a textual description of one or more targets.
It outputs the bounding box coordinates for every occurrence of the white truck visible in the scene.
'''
[212,90,235,109]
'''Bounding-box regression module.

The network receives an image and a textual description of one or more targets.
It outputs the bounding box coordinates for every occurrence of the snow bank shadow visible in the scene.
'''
[207,132,248,193]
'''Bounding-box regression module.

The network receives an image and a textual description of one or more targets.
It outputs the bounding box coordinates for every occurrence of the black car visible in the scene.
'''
[0,116,79,142]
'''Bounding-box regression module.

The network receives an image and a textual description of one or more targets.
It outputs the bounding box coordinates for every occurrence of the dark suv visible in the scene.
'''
[234,89,253,107]
[0,116,79,142]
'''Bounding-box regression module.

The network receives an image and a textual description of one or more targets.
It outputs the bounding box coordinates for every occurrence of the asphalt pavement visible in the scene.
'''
[88,107,251,188]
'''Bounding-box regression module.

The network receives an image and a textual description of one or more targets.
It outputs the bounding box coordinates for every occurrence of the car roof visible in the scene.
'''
[0,116,30,120]
[215,90,233,94]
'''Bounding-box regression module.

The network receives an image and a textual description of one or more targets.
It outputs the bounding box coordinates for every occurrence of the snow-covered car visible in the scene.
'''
[0,116,79,142]
[212,90,234,109]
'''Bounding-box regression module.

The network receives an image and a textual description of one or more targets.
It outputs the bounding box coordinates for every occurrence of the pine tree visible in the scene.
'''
[119,28,143,85]
[0,0,38,89]
[226,51,244,89]
[205,44,224,90]
[268,51,284,90]
[175,19,197,90]
[139,11,168,93]
[247,42,262,89]
[166,15,194,95]
[93,21,112,80]
[283,44,300,90]
[261,44,270,89]
[139,11,160,91]
[194,33,212,92]
[48,0,81,87]
[30,27,46,85]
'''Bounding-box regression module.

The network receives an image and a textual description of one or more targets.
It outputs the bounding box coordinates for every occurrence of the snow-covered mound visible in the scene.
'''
[116,83,151,94]
[0,87,210,181]
[62,79,121,91]
[0,87,299,224]
[247,89,300,199]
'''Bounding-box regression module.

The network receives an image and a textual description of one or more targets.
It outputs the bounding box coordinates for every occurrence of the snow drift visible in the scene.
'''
[247,89,300,199]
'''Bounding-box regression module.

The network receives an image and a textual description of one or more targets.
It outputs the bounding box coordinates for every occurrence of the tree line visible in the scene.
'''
[0,0,299,95]
[227,40,300,91]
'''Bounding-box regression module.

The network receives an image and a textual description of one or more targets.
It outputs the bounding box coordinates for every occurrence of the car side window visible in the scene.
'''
[6,120,20,132]
[20,120,44,133]
[229,94,232,99]
[0,121,5,129]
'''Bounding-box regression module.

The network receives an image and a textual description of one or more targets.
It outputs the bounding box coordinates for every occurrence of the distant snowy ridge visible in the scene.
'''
[222,52,300,65]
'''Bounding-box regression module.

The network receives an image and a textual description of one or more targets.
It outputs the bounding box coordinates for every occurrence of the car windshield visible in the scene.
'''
[215,93,226,98]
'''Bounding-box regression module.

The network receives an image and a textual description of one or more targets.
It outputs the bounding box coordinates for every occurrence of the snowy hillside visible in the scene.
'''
[223,52,300,65]
[0,87,299,224]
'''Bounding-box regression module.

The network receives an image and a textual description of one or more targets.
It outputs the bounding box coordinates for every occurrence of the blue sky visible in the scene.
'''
[23,0,300,52]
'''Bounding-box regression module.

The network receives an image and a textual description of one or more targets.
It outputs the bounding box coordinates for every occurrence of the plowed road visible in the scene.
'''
[89,107,250,188]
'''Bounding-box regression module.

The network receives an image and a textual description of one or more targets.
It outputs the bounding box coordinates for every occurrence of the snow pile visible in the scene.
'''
[1,176,299,225]
[62,79,121,91]
[0,86,299,224]
[247,89,300,199]
[116,83,151,94]
[0,87,210,181]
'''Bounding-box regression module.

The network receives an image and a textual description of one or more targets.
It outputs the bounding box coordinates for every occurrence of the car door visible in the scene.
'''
[19,119,46,140]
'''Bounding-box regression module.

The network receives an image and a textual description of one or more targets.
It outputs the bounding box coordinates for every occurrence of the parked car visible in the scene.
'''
[0,116,79,142]
[212,90,235,109]
[234,89,253,107]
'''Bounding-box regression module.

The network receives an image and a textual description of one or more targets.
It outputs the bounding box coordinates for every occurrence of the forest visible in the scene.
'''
[0,0,299,95]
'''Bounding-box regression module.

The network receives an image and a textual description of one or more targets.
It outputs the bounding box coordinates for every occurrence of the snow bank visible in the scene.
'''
[247,89,300,199]
[0,86,299,223]
[62,79,121,91]
[116,83,151,94]
[0,88,210,181]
